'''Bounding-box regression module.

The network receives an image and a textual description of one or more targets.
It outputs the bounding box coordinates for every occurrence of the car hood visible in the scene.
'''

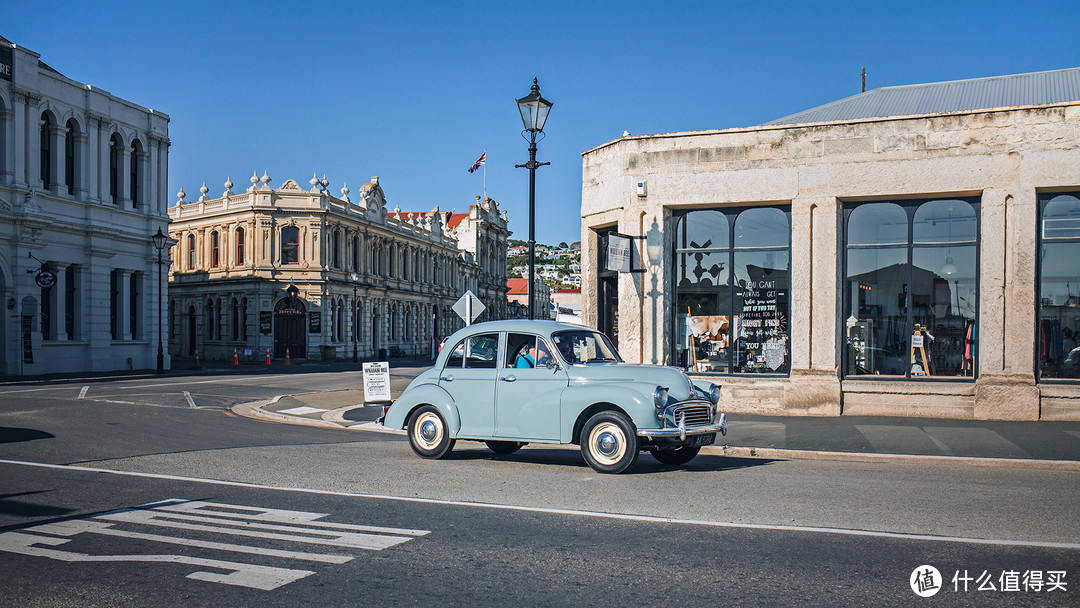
[565,364,697,401]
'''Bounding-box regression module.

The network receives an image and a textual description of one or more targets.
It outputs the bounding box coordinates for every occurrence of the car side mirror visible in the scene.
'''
[546,359,558,371]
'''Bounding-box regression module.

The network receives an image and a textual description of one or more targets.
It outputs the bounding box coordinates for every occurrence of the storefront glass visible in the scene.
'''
[844,198,978,379]
[1038,193,1080,380]
[674,207,790,374]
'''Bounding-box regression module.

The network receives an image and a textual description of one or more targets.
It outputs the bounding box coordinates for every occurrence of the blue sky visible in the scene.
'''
[7,1,1080,245]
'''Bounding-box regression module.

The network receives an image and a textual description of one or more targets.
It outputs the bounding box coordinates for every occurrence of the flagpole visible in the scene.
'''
[483,148,487,201]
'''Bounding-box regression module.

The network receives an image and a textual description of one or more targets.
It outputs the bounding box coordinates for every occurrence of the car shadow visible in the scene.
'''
[0,491,75,519]
[444,445,781,474]
[0,427,55,444]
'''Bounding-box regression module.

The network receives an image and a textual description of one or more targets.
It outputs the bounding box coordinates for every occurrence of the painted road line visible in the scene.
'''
[78,386,89,399]
[1,458,1076,551]
[183,391,197,408]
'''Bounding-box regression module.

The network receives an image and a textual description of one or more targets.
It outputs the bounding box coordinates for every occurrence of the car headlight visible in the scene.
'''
[708,383,721,405]
[653,386,670,412]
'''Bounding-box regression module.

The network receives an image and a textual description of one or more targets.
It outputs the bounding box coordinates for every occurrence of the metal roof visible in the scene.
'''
[764,67,1080,126]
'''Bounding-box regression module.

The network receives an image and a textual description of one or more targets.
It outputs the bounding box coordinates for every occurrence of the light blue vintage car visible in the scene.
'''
[380,320,726,473]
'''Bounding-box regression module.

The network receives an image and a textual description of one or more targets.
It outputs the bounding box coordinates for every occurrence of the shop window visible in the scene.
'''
[844,198,978,379]
[1038,193,1080,380]
[673,206,791,374]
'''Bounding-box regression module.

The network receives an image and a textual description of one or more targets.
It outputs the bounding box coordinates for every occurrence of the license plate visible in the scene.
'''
[692,434,715,447]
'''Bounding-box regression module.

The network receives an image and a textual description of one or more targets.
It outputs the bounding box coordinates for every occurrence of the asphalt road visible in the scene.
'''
[1,371,1077,606]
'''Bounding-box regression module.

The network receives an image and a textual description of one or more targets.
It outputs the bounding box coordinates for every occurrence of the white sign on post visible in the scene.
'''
[607,234,631,273]
[363,361,392,403]
[452,290,486,326]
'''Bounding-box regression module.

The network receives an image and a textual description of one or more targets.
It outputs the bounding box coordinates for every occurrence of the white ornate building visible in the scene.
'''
[0,36,171,375]
[166,174,509,362]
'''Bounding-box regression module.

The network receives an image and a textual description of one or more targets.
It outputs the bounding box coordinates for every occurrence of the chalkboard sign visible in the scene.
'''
[309,311,321,333]
[735,279,789,373]
[259,311,272,335]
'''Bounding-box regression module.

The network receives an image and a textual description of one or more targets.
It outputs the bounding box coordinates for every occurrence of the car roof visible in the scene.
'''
[449,319,595,336]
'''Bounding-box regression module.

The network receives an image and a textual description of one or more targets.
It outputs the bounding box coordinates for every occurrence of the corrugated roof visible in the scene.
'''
[764,67,1080,126]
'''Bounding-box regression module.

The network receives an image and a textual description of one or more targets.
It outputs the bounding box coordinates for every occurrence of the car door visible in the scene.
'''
[495,333,568,440]
[439,332,499,438]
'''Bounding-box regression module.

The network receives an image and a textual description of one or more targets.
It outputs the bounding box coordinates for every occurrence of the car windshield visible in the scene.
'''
[551,330,622,364]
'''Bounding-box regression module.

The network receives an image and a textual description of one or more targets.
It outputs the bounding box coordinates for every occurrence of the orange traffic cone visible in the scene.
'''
[194,349,201,368]
[232,348,239,366]
[285,347,291,365]
[264,347,272,365]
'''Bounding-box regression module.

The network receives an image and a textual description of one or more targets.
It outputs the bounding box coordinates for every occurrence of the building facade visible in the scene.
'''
[506,277,553,319]
[0,37,171,375]
[581,68,1080,421]
[166,175,509,362]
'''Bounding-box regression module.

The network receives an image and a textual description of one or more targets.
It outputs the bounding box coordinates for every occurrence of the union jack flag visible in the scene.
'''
[468,152,486,173]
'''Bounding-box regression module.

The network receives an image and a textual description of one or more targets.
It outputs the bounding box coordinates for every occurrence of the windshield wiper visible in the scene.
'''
[585,357,617,363]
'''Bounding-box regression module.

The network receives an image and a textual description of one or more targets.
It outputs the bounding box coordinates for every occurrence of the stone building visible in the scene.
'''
[0,37,171,375]
[580,68,1080,421]
[166,174,509,362]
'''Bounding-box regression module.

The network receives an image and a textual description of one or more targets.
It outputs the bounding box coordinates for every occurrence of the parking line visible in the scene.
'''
[1,458,1077,551]
[78,386,89,399]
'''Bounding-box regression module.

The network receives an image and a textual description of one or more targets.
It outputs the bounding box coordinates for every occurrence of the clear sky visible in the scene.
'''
[7,1,1080,245]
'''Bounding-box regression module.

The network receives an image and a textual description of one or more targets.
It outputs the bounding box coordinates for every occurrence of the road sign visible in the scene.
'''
[363,362,392,403]
[452,290,486,326]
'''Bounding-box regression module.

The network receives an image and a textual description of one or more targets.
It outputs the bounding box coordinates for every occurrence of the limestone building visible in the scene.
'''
[166,174,509,362]
[581,68,1080,421]
[0,37,171,375]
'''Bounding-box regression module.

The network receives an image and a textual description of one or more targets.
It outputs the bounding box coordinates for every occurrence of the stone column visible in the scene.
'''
[74,131,89,200]
[11,91,26,187]
[116,269,131,341]
[48,123,64,193]
[52,264,67,341]
[116,144,132,207]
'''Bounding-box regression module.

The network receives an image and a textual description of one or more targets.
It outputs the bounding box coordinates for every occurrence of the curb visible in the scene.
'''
[234,399,1080,470]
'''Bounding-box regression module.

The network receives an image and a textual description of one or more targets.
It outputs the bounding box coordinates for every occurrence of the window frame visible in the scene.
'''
[842,196,981,382]
[1036,192,1080,383]
[670,205,792,376]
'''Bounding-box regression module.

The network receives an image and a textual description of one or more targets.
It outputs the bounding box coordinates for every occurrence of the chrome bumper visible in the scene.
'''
[637,413,727,440]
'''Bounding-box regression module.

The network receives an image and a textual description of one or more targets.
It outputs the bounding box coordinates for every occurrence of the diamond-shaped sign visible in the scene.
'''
[452,290,486,325]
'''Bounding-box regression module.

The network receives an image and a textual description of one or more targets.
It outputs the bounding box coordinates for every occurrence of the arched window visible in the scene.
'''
[130,139,142,208]
[844,198,979,379]
[109,133,123,204]
[281,226,300,265]
[187,234,196,269]
[39,112,53,190]
[673,206,791,375]
[235,227,245,266]
[65,119,78,195]
[210,231,220,268]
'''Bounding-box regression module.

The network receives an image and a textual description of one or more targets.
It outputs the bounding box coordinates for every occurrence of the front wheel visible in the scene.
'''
[651,445,701,466]
[407,405,455,459]
[580,411,639,474]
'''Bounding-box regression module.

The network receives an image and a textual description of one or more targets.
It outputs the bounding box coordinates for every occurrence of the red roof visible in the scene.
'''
[556,288,581,294]
[387,210,469,230]
[506,278,529,295]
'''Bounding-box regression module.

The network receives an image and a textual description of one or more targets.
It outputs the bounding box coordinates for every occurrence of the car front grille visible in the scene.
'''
[671,404,712,427]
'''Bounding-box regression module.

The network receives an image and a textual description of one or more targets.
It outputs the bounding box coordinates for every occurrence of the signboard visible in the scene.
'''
[452,290,486,326]
[911,334,924,348]
[0,46,12,82]
[734,278,789,373]
[362,361,392,403]
[606,233,631,273]
[259,311,273,335]
[35,269,56,289]
[309,311,321,333]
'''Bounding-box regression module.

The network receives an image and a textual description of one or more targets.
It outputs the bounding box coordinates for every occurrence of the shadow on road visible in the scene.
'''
[442,445,781,474]
[0,491,75,519]
[0,427,55,444]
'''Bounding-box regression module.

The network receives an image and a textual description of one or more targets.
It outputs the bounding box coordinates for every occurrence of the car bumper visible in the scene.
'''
[637,413,727,440]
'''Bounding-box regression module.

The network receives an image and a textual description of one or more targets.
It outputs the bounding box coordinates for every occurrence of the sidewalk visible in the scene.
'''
[248,387,1080,469]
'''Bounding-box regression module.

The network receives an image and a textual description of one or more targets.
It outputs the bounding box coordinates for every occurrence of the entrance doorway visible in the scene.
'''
[596,228,620,350]
[274,296,307,358]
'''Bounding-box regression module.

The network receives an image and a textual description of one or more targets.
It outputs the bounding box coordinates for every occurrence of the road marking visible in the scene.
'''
[0,498,428,590]
[279,406,326,416]
[183,391,197,408]
[1,458,1075,551]
[78,386,89,399]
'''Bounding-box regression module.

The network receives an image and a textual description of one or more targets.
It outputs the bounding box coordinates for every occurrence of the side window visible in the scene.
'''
[506,333,554,368]
[446,340,466,368]
[464,333,499,369]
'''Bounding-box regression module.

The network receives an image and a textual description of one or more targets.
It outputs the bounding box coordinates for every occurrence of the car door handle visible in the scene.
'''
[501,375,516,382]
[440,374,454,382]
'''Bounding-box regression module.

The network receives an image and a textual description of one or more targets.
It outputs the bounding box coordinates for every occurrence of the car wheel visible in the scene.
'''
[580,411,639,474]
[651,445,701,466]
[485,441,525,455]
[407,405,454,459]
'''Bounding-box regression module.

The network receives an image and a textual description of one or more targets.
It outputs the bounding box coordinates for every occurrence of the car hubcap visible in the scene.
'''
[589,422,626,465]
[414,412,443,449]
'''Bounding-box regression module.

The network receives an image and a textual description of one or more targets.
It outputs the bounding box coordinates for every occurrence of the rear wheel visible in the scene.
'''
[407,406,454,459]
[651,445,701,466]
[580,411,639,474]
[485,441,525,455]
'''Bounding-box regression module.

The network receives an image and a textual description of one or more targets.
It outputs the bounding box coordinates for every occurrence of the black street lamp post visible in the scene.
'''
[151,227,177,374]
[515,78,553,320]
